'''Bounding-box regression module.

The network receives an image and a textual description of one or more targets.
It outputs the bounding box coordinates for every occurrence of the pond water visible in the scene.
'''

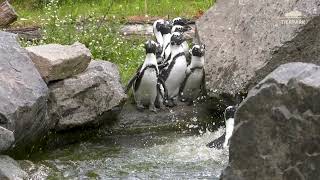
[21,128,228,179]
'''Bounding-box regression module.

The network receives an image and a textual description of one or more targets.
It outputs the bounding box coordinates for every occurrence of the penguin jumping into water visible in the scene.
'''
[206,106,237,149]
[179,44,206,104]
[125,40,167,112]
[160,32,188,107]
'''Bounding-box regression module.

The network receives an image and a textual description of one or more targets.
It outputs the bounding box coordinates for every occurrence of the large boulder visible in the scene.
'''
[26,42,92,83]
[196,0,320,96]
[0,155,28,180]
[221,62,320,180]
[0,32,49,153]
[48,60,127,130]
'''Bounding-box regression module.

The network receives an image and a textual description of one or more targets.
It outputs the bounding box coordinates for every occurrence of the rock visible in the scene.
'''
[48,60,127,130]
[221,63,320,180]
[0,155,28,180]
[0,126,14,152]
[0,32,49,154]
[26,42,92,83]
[196,0,320,96]
[114,99,224,134]
[0,1,18,27]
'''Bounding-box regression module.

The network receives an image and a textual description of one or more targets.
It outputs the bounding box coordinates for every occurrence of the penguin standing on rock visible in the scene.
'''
[153,19,165,46]
[159,23,173,63]
[171,25,191,60]
[160,32,187,107]
[206,106,237,149]
[179,44,206,104]
[125,40,167,112]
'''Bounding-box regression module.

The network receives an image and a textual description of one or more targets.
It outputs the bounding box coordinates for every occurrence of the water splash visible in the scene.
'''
[21,128,228,179]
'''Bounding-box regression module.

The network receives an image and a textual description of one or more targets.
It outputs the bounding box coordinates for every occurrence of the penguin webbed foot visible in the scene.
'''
[136,103,145,112]
[149,105,158,113]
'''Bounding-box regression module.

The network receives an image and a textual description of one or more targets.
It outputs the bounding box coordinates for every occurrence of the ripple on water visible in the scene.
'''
[21,127,228,179]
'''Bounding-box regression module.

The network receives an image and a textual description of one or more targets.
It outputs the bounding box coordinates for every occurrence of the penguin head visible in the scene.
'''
[172,17,187,26]
[155,43,163,58]
[190,44,206,57]
[144,40,158,54]
[224,106,236,120]
[154,19,165,32]
[159,22,172,35]
[172,17,191,29]
[171,25,190,33]
[170,32,185,46]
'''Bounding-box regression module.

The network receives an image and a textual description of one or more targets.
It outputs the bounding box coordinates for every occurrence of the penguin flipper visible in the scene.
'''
[206,132,226,149]
[200,68,207,96]
[125,63,143,93]
[125,74,138,94]
[158,77,169,101]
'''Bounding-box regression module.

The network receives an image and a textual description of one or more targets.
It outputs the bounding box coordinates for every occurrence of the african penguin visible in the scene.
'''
[206,106,237,149]
[159,23,173,62]
[179,44,206,104]
[171,25,191,63]
[160,32,187,107]
[153,19,165,46]
[125,40,165,112]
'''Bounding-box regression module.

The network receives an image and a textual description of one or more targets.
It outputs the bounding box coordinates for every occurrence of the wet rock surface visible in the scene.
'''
[114,99,224,134]
[26,42,92,83]
[0,31,49,153]
[0,155,28,180]
[196,0,320,96]
[221,63,320,180]
[48,60,127,131]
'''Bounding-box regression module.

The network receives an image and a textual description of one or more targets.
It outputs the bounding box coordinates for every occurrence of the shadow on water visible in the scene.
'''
[20,129,229,179]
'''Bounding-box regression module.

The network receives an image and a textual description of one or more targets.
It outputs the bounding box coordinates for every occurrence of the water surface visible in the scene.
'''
[22,128,228,179]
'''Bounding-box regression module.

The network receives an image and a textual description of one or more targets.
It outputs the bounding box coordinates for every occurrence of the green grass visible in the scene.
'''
[13,0,213,24]
[11,0,213,83]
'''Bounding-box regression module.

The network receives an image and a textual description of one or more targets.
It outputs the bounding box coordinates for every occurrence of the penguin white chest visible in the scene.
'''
[134,68,158,105]
[165,57,187,98]
[223,117,235,148]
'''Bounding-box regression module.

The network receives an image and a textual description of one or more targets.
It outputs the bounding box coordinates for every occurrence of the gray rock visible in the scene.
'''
[0,155,28,180]
[114,100,223,134]
[0,126,14,152]
[221,63,320,180]
[48,60,127,130]
[196,0,320,96]
[26,42,92,83]
[0,32,49,153]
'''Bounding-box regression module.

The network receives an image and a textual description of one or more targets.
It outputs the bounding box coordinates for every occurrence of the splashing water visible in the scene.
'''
[21,128,228,179]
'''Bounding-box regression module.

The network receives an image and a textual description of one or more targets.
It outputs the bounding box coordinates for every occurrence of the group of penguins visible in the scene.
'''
[125,17,239,149]
[125,17,206,112]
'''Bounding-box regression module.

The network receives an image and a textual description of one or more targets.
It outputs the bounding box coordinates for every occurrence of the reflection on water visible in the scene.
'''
[21,128,228,179]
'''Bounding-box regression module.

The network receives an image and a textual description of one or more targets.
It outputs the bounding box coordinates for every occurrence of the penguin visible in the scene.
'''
[172,17,189,27]
[125,40,167,112]
[171,25,191,64]
[160,32,187,107]
[159,22,173,63]
[179,44,206,104]
[153,19,165,46]
[206,106,237,149]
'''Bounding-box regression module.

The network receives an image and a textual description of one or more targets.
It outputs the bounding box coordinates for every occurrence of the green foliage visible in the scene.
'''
[15,0,213,83]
